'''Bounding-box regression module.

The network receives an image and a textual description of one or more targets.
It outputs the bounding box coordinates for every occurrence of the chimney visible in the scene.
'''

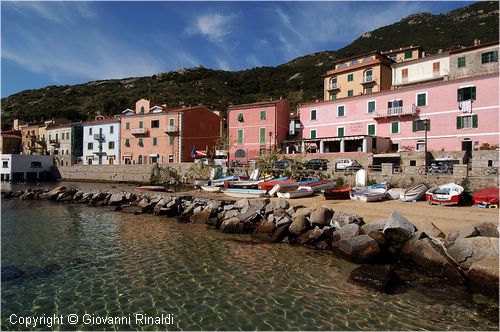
[474,39,481,46]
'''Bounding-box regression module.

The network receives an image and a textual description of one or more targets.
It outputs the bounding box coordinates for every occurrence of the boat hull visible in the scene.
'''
[323,186,352,200]
[201,186,221,193]
[425,183,464,206]
[298,180,335,192]
[222,189,267,198]
[400,184,428,202]
[136,186,167,192]
[277,188,314,199]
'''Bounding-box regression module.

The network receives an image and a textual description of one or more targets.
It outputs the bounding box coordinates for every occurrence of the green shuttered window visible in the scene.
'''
[457,115,478,129]
[391,121,399,134]
[237,129,243,144]
[347,74,353,81]
[368,124,375,135]
[416,93,427,107]
[337,106,345,117]
[458,57,466,68]
[237,113,244,122]
[260,128,266,144]
[337,127,344,137]
[367,101,375,113]
[310,130,317,139]
[457,87,476,101]
[260,111,266,120]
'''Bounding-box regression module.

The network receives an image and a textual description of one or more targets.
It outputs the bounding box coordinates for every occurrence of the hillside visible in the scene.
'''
[1,1,498,125]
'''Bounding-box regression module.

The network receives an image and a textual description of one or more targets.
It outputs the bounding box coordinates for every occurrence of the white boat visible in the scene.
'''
[386,188,405,200]
[350,187,386,202]
[227,179,264,189]
[194,180,208,188]
[222,188,267,198]
[268,179,318,197]
[400,183,428,202]
[201,185,221,193]
[297,180,335,192]
[277,188,314,199]
[425,183,464,206]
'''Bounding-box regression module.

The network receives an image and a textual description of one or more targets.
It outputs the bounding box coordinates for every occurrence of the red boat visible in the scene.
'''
[472,187,499,206]
[258,179,296,191]
[323,186,352,200]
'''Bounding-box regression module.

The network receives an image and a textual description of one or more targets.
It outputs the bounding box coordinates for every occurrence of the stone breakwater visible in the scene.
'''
[3,186,499,296]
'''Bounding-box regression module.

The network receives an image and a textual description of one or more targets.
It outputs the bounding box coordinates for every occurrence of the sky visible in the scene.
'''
[1,1,473,97]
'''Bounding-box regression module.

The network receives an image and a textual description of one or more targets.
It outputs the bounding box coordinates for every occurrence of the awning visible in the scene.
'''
[149,153,159,157]
[122,154,132,158]
[373,153,401,158]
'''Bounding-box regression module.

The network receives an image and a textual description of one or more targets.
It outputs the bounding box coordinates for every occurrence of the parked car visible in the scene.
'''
[274,159,300,169]
[305,159,329,170]
[335,159,362,171]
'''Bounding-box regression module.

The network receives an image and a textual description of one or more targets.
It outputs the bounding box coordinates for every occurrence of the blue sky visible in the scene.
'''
[1,1,472,97]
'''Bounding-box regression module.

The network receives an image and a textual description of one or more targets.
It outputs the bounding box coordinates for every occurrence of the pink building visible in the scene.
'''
[120,99,220,164]
[293,73,499,155]
[228,99,290,161]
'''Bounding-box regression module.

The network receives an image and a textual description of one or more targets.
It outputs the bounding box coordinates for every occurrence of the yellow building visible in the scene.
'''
[381,45,424,63]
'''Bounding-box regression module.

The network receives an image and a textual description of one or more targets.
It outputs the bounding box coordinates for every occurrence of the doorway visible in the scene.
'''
[462,139,472,164]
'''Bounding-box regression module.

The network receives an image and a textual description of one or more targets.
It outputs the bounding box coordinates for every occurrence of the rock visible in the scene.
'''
[57,192,74,202]
[307,227,335,250]
[339,224,360,239]
[467,256,499,294]
[234,198,250,208]
[286,206,297,217]
[121,205,142,214]
[430,222,445,239]
[267,214,275,223]
[383,211,416,245]
[295,226,323,245]
[224,210,239,220]
[411,238,465,282]
[271,224,289,243]
[331,230,341,242]
[153,198,169,215]
[193,206,203,215]
[238,204,263,222]
[331,211,365,228]
[289,214,309,235]
[108,193,126,206]
[265,198,289,214]
[272,208,287,219]
[72,190,84,201]
[223,204,236,211]
[220,218,244,233]
[332,235,381,263]
[294,207,311,217]
[45,186,66,200]
[368,231,385,245]
[137,198,150,209]
[252,220,276,242]
[445,231,460,248]
[447,237,499,269]
[90,192,107,205]
[309,207,334,226]
[190,210,212,224]
[19,191,35,200]
[360,221,386,234]
[474,222,499,238]
[276,216,292,228]
[350,264,402,293]
[241,198,269,214]
[456,225,479,239]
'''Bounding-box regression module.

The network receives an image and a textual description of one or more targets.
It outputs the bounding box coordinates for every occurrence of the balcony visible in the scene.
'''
[374,104,419,119]
[49,139,60,148]
[327,83,340,91]
[93,133,105,142]
[361,75,376,84]
[131,128,149,136]
[163,126,178,134]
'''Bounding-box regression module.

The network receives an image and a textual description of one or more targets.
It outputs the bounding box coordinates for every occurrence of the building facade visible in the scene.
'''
[82,117,121,165]
[228,99,290,161]
[20,123,44,155]
[46,124,83,166]
[0,131,22,154]
[120,99,220,164]
[1,154,53,182]
[392,52,450,87]
[381,45,424,63]
[449,40,499,79]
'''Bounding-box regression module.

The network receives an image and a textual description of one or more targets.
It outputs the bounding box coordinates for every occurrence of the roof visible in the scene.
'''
[81,117,121,126]
[449,41,499,55]
[1,134,22,139]
[391,51,450,68]
[324,52,392,77]
[228,99,288,110]
[381,45,423,55]
[1,130,21,137]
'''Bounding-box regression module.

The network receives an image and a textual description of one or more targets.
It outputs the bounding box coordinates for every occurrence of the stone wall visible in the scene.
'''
[57,164,156,183]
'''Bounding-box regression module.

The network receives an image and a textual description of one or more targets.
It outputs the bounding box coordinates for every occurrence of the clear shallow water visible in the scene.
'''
[1,199,498,331]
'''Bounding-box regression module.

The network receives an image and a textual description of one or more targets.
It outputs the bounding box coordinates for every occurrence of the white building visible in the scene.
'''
[1,154,54,182]
[392,52,450,87]
[82,117,121,165]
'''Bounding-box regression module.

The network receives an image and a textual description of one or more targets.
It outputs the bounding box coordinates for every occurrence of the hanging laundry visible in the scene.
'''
[459,100,472,113]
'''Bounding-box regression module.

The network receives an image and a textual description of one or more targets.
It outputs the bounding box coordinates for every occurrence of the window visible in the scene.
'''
[125,139,130,147]
[413,119,430,132]
[237,129,244,144]
[367,124,376,135]
[108,141,115,149]
[402,68,408,78]
[168,154,174,163]
[416,92,427,107]
[310,129,317,139]
[235,149,246,158]
[388,100,403,109]
[457,57,466,68]
[89,128,93,135]
[347,90,353,97]
[140,106,145,114]
[139,121,143,128]
[416,140,425,151]
[410,160,417,166]
[365,87,373,94]
[87,142,93,150]
[260,111,266,120]
[347,74,353,81]
[481,51,498,64]
[337,127,344,137]
[337,105,345,117]
[404,50,412,59]
[31,162,42,168]
[237,112,244,122]
[169,118,175,127]
[260,128,266,144]
[432,62,440,72]
[110,126,114,134]
[138,138,144,147]
[350,60,358,65]
[311,110,317,120]
[138,155,143,164]
[391,121,399,134]
[457,115,478,129]
[457,86,476,101]
[330,93,337,100]
[365,69,373,79]
[151,120,160,128]
[367,101,376,113]
[169,136,174,145]
[126,122,130,130]
[152,137,158,146]
[2,161,8,168]
[363,56,373,62]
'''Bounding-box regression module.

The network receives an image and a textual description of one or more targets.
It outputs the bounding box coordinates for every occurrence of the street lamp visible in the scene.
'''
[423,119,430,175]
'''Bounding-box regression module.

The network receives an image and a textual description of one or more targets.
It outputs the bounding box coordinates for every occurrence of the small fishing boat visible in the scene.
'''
[472,187,499,206]
[425,183,464,206]
[258,177,292,191]
[222,188,267,198]
[400,183,428,202]
[386,188,405,200]
[277,188,314,199]
[323,186,352,200]
[349,188,386,202]
[201,185,221,193]
[267,179,318,197]
[226,179,264,189]
[194,175,238,188]
[297,180,335,192]
[135,185,168,192]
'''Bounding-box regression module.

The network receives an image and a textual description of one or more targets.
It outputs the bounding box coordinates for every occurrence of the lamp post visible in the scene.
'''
[423,119,429,175]
[268,131,273,152]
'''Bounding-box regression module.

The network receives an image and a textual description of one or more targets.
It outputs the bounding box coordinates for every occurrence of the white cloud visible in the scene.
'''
[4,1,97,24]
[186,13,237,42]
[216,58,231,71]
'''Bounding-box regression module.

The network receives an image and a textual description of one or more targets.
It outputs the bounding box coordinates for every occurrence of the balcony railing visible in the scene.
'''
[374,104,419,118]
[131,128,149,136]
[93,133,105,142]
[163,126,178,133]
[49,139,60,147]
[327,83,340,90]
[361,75,376,84]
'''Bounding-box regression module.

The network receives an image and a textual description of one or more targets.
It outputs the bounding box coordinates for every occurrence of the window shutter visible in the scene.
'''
[493,51,498,62]
[427,120,431,132]
[412,120,417,132]
[456,116,462,129]
[471,87,477,100]
[472,114,478,128]
[457,89,463,102]
[388,101,392,108]
[260,128,266,144]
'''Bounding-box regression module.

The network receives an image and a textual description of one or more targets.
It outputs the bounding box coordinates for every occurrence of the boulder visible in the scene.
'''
[238,205,262,222]
[456,225,479,239]
[220,218,245,233]
[331,211,365,228]
[19,191,35,200]
[332,235,381,263]
[223,204,236,211]
[360,221,386,234]
[272,208,287,219]
[447,237,499,269]
[153,198,170,215]
[265,198,289,214]
[339,223,360,239]
[90,192,108,205]
[307,227,335,250]
[368,231,385,246]
[108,193,126,206]
[252,220,276,242]
[270,224,289,243]
[45,186,66,200]
[294,207,311,218]
[473,222,499,238]
[467,256,499,294]
[120,205,143,214]
[234,198,250,208]
[309,207,334,226]
[241,198,269,214]
[350,264,402,293]
[267,214,275,223]
[295,226,323,245]
[276,216,292,228]
[190,210,212,224]
[411,238,465,282]
[383,211,416,245]
[224,210,239,220]
[289,214,309,235]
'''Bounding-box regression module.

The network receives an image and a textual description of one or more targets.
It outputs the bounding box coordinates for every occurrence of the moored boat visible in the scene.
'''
[323,186,352,200]
[222,188,267,198]
[225,179,264,189]
[386,188,405,200]
[258,177,292,191]
[277,188,314,199]
[201,185,221,193]
[425,183,464,206]
[400,183,428,202]
[349,188,385,202]
[135,185,168,192]
[267,179,318,197]
[472,187,499,206]
[297,180,335,192]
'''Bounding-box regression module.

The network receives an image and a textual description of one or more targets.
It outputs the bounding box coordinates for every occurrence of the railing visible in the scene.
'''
[93,133,105,141]
[368,164,382,172]
[131,128,149,135]
[362,75,376,84]
[374,104,419,118]
[328,83,340,90]
[334,165,363,172]
[163,126,178,133]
